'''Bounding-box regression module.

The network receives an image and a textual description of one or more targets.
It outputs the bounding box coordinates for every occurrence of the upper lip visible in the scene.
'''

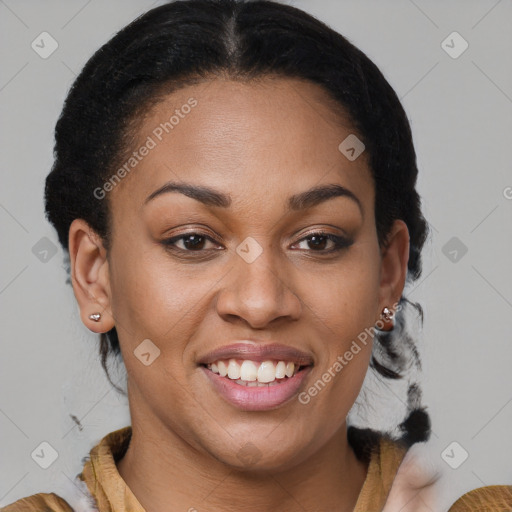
[197,342,314,366]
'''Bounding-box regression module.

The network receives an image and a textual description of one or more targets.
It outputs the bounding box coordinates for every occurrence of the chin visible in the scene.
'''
[206,436,313,473]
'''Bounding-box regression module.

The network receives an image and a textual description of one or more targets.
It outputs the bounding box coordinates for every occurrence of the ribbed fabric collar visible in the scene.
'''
[78,426,142,511]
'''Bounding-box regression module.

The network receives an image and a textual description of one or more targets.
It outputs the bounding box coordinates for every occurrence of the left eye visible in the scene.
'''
[292,232,353,252]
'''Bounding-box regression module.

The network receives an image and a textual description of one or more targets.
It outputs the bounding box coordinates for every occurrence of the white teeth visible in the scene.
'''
[227,359,241,379]
[275,361,286,379]
[240,360,258,381]
[257,360,276,383]
[207,358,302,383]
[217,360,228,377]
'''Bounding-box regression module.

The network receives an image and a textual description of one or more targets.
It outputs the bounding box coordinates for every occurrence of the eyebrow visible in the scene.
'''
[144,181,363,215]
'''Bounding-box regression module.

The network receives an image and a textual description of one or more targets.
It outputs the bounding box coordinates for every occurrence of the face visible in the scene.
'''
[70,76,409,471]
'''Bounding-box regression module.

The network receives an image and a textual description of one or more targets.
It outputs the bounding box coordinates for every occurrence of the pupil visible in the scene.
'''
[185,235,204,250]
[309,235,326,250]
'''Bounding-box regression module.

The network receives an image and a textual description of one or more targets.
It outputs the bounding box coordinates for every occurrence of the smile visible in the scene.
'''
[201,359,312,411]
[206,358,301,386]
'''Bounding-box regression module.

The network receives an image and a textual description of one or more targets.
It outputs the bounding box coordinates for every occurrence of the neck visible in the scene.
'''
[117,416,368,512]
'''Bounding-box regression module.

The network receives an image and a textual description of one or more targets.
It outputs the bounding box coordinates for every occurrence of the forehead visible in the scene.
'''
[110,76,373,214]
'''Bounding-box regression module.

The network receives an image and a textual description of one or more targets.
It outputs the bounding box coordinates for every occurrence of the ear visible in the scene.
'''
[377,219,410,316]
[68,219,115,333]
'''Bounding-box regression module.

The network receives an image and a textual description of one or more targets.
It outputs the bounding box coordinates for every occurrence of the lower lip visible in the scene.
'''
[201,366,312,411]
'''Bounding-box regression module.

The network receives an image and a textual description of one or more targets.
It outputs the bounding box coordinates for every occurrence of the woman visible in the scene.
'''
[3,0,511,510]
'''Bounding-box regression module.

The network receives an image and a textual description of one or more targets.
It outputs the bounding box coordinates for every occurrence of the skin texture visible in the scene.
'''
[68,76,410,512]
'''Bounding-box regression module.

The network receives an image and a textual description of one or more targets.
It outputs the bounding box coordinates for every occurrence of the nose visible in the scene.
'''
[215,242,302,329]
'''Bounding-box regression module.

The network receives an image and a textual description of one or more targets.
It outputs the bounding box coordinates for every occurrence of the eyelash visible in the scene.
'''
[161,231,353,256]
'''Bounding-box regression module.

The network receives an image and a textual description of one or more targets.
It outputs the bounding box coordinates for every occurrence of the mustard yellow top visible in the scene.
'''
[2,426,512,511]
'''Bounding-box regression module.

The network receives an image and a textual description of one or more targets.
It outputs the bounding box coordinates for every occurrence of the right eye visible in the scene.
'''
[161,232,222,253]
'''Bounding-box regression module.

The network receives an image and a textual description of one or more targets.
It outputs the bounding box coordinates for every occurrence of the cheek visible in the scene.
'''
[299,241,381,346]
[109,237,182,323]
[295,241,379,408]
[108,240,218,368]
[108,245,205,418]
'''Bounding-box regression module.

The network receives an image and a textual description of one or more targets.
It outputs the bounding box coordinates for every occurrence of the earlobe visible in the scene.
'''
[68,219,115,333]
[378,219,410,317]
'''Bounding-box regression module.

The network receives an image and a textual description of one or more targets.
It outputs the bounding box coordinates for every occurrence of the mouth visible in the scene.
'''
[202,358,307,386]
[197,342,314,411]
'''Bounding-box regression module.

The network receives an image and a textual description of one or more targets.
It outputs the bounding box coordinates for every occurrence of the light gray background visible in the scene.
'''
[1,0,511,509]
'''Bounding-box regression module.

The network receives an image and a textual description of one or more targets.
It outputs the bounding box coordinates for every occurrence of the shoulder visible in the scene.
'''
[447,485,512,511]
[1,492,74,511]
[1,474,99,512]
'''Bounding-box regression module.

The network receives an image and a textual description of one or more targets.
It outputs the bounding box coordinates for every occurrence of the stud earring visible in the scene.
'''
[89,313,102,322]
[376,306,394,332]
[381,307,393,322]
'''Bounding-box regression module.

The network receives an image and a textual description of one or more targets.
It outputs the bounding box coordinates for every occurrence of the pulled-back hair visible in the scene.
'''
[45,0,431,461]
